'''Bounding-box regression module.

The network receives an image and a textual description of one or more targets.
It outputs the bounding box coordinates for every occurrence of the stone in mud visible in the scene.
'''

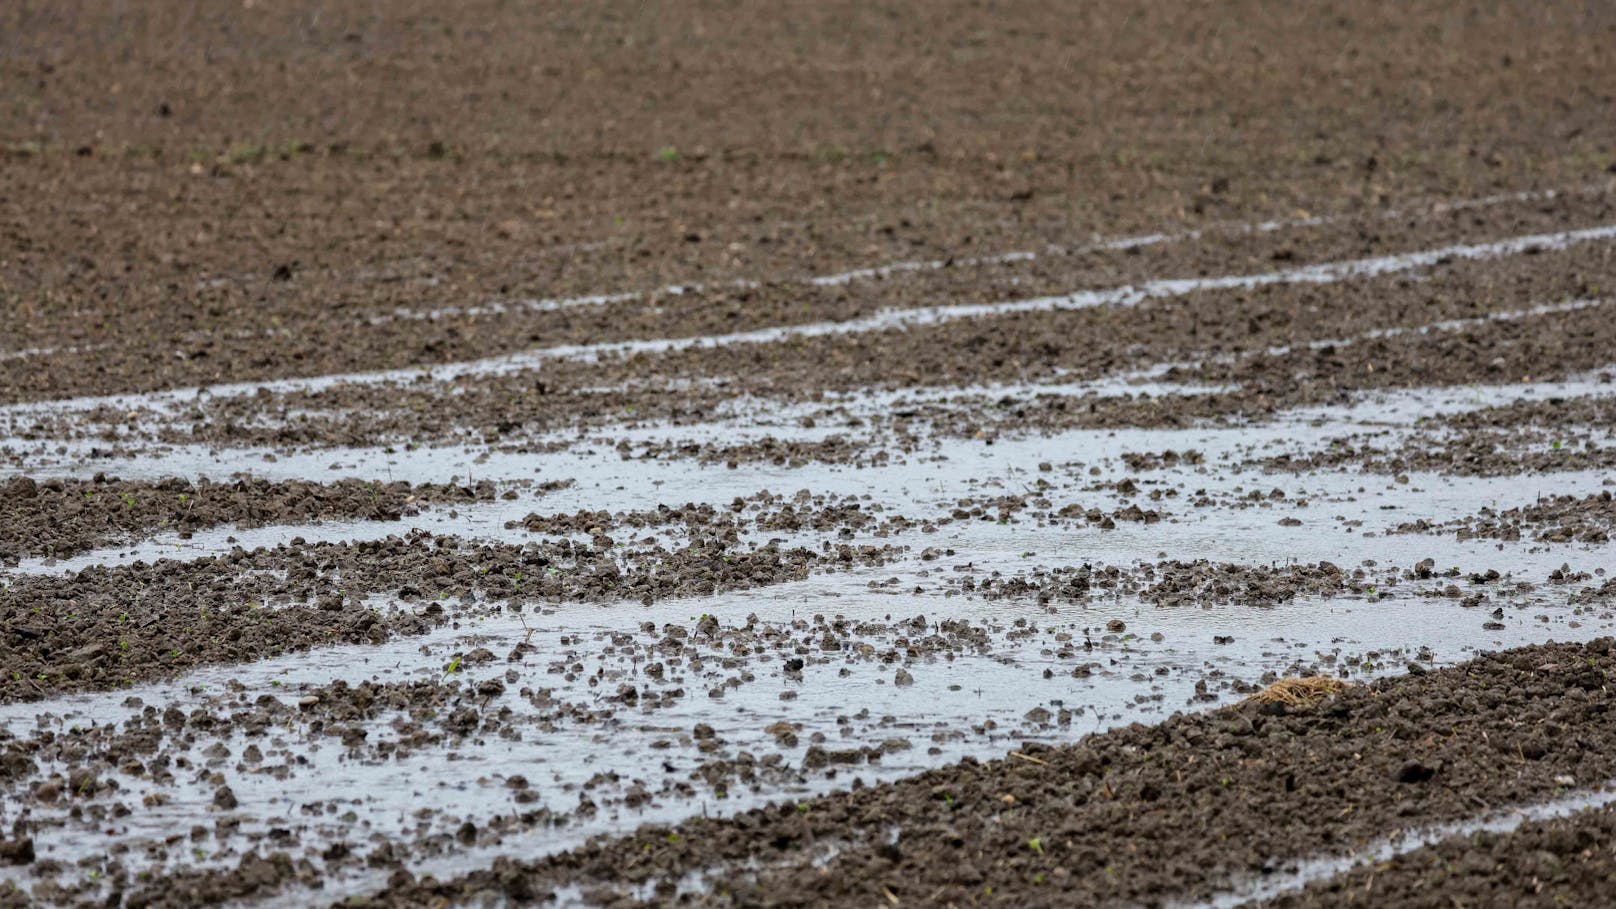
[0,838,33,865]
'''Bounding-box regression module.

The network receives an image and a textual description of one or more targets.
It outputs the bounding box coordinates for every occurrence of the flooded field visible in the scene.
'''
[5,2,1616,907]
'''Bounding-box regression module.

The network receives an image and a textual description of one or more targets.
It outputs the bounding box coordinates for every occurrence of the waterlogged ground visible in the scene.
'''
[5,2,1616,906]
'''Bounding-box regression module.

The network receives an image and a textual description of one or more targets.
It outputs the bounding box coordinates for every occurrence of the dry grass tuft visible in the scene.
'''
[1246,676,1349,707]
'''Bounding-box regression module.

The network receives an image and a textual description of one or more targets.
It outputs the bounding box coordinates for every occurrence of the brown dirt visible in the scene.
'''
[0,474,505,564]
[1395,490,1616,543]
[344,637,1616,908]
[1257,392,1616,477]
[1258,802,1616,909]
[955,559,1399,609]
[12,231,1612,461]
[4,1,1615,404]
[5,2,1616,906]
[0,524,902,702]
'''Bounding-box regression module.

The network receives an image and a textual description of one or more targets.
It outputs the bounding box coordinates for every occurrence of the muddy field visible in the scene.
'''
[3,2,1616,907]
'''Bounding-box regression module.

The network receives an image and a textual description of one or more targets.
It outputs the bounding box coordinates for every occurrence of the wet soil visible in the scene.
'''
[1258,392,1616,478]
[347,638,1616,908]
[11,233,1614,461]
[2,606,1117,909]
[0,474,505,564]
[5,2,1614,402]
[957,559,1376,609]
[0,515,903,701]
[1395,491,1616,544]
[5,2,1616,906]
[1259,801,1616,909]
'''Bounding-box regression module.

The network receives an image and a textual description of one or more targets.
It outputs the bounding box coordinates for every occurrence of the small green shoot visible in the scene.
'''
[441,655,462,684]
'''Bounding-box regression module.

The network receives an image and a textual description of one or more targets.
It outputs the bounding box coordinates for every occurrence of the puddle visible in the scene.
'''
[3,186,1615,907]
[3,426,1612,902]
[9,570,1612,906]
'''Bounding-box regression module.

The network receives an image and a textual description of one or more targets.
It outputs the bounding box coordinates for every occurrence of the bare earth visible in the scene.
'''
[3,2,1616,907]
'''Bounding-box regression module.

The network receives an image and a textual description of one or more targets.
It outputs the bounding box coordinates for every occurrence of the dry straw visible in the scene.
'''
[1246,676,1349,707]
